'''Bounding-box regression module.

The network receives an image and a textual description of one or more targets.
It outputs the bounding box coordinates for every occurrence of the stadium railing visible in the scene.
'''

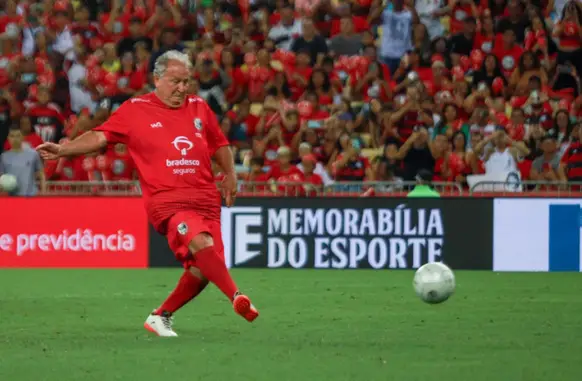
[40,180,582,197]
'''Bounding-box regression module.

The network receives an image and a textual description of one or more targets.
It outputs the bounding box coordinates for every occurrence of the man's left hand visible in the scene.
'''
[222,172,237,207]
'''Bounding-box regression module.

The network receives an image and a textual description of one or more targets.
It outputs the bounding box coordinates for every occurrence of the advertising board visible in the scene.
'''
[494,198,582,272]
[150,198,494,270]
[0,197,149,268]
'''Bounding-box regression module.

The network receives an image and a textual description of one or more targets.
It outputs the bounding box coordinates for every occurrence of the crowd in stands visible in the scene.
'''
[1,0,582,195]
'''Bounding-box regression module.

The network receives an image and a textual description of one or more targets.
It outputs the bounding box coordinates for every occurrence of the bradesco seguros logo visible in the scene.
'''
[0,197,148,268]
[166,136,200,175]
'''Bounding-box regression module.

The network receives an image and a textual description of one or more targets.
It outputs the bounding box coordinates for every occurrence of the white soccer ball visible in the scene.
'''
[413,262,456,304]
[0,174,18,193]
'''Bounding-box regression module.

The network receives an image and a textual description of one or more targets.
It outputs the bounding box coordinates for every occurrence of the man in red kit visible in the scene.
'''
[37,50,259,337]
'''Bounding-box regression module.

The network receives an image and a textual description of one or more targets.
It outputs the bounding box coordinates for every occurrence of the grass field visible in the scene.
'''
[0,270,581,381]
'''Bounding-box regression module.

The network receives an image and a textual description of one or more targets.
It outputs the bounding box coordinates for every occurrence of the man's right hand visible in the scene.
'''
[37,143,62,160]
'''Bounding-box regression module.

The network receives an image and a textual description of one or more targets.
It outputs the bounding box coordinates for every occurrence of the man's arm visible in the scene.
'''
[214,146,235,176]
[57,131,108,157]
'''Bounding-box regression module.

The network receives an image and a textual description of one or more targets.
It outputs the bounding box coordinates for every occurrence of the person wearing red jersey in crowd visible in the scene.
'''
[530,134,561,182]
[100,143,137,181]
[241,156,269,194]
[448,0,479,35]
[474,13,496,54]
[447,131,471,183]
[559,124,582,182]
[26,85,66,143]
[144,0,184,44]
[389,85,433,141]
[553,1,582,75]
[101,0,133,42]
[287,49,312,100]
[433,103,470,140]
[353,61,392,102]
[221,48,246,104]
[0,0,22,40]
[496,0,529,44]
[494,28,524,78]
[37,50,259,337]
[329,1,370,37]
[509,51,548,95]
[266,146,304,195]
[471,54,507,91]
[71,5,104,52]
[305,69,336,107]
[3,116,43,151]
[117,16,154,57]
[506,107,527,141]
[299,154,324,196]
[246,49,275,102]
[392,127,441,181]
[297,141,334,185]
[332,137,373,181]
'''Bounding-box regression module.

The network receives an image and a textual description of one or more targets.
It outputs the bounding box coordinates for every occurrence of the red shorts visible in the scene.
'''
[166,211,224,269]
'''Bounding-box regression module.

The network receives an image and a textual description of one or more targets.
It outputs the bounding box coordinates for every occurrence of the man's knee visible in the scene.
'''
[188,232,214,254]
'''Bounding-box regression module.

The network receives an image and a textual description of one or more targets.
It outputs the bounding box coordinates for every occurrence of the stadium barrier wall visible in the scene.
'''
[150,198,494,270]
[0,197,149,268]
[493,198,582,272]
[8,197,581,271]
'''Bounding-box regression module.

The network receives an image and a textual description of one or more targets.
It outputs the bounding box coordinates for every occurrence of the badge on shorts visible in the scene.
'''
[177,222,188,235]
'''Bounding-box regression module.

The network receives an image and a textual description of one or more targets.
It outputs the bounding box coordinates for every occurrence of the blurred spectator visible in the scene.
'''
[0,125,45,196]
[2,0,582,195]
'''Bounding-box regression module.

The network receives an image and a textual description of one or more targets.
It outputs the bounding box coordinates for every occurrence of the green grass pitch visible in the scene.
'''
[0,270,581,381]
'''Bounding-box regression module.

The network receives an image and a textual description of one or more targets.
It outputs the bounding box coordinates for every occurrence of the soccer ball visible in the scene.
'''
[413,262,455,304]
[0,174,18,193]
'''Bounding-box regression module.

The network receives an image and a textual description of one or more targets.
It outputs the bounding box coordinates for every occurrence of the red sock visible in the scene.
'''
[155,270,207,315]
[194,246,239,301]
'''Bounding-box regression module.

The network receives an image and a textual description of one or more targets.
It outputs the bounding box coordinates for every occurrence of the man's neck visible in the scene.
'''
[11,146,22,152]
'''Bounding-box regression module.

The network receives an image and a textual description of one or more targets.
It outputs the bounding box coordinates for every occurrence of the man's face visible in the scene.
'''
[541,138,556,154]
[340,18,353,34]
[129,21,142,36]
[7,129,22,148]
[281,8,294,25]
[303,19,314,36]
[154,61,191,107]
[37,89,50,104]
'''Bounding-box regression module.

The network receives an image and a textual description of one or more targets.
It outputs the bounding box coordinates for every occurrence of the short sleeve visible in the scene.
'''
[33,151,43,172]
[93,101,131,145]
[203,102,229,156]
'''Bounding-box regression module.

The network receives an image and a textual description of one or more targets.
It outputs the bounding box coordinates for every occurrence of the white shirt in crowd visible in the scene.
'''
[416,0,444,39]
[380,8,413,59]
[52,26,76,61]
[68,62,96,114]
[297,162,334,186]
[485,148,517,174]
[268,20,303,51]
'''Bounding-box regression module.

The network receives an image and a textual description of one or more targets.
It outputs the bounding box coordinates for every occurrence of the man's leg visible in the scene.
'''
[154,267,209,316]
[188,232,259,322]
[144,266,209,337]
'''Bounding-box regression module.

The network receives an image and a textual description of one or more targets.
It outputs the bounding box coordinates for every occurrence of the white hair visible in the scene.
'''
[153,50,193,78]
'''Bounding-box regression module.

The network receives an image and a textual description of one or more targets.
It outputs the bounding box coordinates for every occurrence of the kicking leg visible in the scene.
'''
[189,233,259,322]
[144,267,209,337]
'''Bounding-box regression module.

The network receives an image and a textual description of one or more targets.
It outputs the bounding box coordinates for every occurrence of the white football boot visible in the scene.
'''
[144,311,178,337]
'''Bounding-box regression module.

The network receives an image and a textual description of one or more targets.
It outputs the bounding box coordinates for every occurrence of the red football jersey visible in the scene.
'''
[94,92,229,234]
